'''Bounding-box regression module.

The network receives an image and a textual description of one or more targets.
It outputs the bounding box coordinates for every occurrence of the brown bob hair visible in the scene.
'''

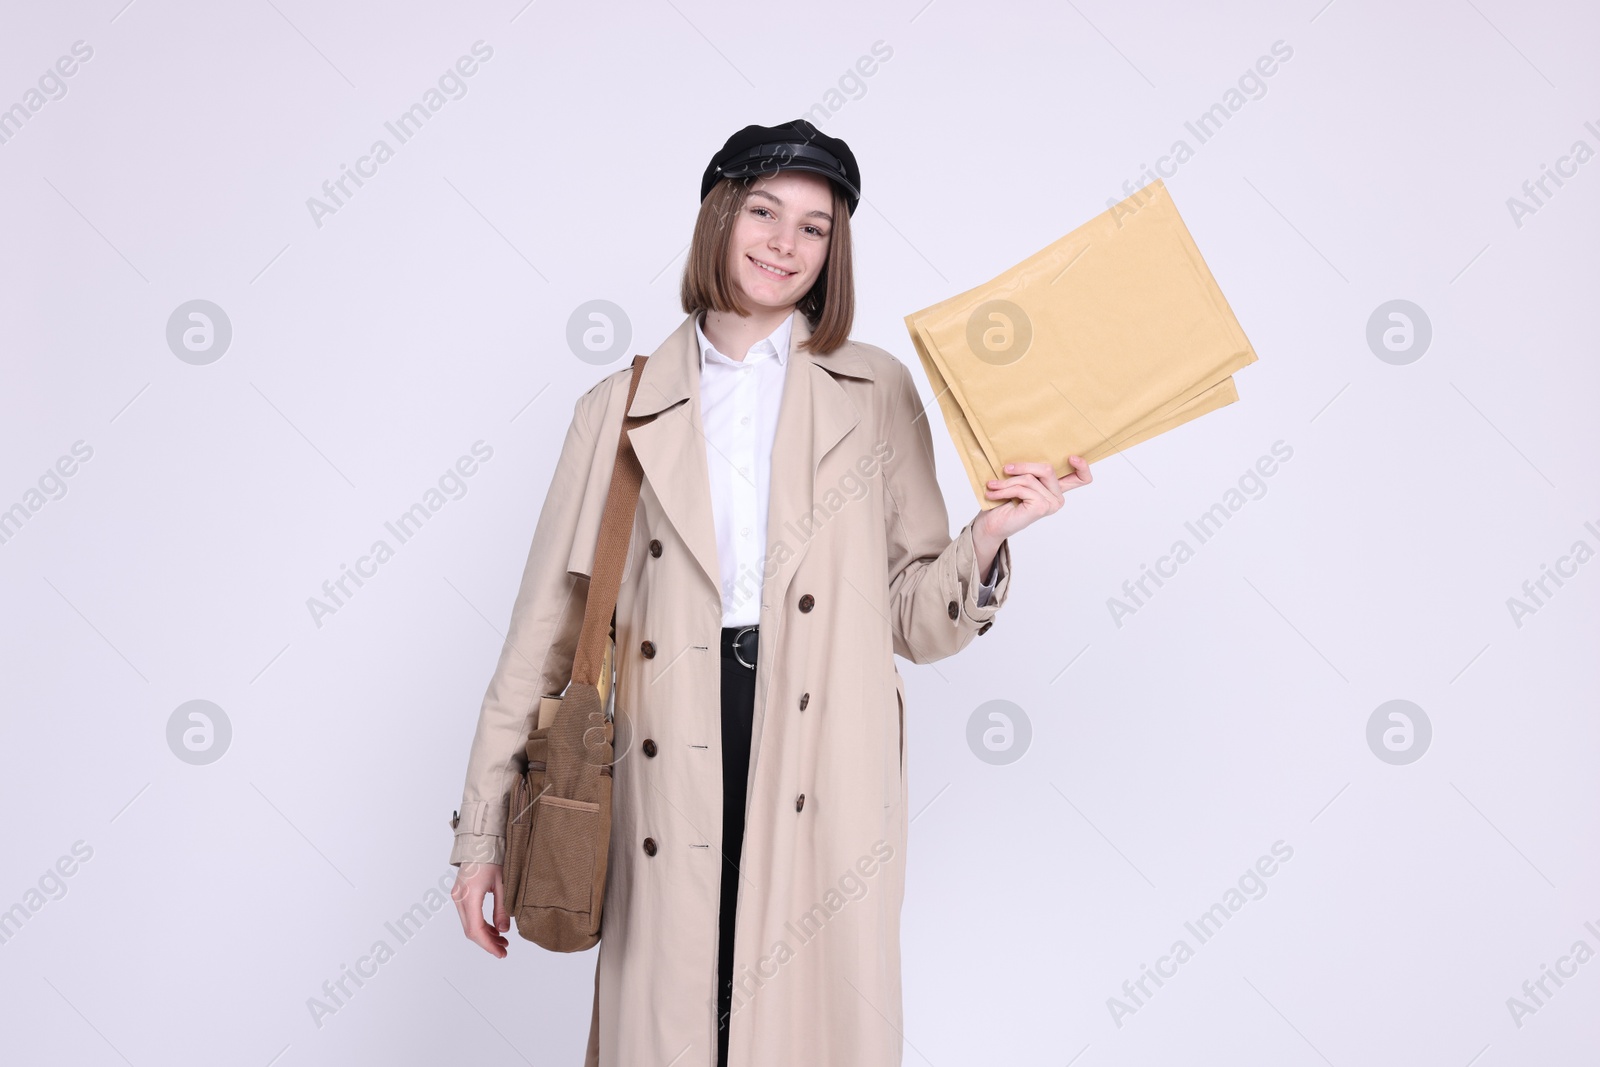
[680,175,854,355]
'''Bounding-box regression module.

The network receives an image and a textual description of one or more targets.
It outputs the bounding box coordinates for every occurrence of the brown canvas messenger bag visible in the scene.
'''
[501,354,652,952]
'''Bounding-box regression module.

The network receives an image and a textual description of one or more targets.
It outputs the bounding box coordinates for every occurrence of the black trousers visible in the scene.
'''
[716,627,758,1067]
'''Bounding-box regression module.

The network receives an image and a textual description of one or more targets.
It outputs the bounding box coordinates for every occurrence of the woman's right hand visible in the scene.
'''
[452,861,510,958]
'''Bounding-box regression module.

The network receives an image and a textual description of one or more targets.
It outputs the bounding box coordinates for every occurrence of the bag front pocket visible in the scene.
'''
[525,795,603,915]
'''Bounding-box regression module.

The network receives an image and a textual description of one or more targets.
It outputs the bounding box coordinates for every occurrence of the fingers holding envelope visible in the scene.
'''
[985,456,1091,502]
[981,457,1088,537]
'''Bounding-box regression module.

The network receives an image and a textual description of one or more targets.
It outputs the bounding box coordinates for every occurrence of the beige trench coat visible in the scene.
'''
[451,311,1013,1065]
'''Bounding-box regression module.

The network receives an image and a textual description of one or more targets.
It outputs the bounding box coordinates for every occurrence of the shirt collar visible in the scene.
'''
[696,311,794,370]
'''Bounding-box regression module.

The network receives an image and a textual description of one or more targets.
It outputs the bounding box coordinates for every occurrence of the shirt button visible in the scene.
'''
[649,539,662,557]
[741,416,750,425]
[642,738,658,757]
[798,692,809,710]
[643,837,658,856]
[798,594,814,613]
[640,640,656,658]
[741,527,750,538]
[795,794,805,812]
[947,600,959,620]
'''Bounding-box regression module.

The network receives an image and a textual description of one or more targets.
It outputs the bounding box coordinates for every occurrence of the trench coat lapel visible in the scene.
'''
[623,312,874,611]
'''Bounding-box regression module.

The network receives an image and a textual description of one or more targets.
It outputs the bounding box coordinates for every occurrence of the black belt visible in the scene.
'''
[720,625,759,670]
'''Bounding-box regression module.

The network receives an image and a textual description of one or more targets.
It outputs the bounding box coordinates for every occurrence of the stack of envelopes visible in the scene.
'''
[903,179,1258,509]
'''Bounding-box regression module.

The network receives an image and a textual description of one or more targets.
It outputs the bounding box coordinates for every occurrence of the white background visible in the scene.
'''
[1,0,1596,1064]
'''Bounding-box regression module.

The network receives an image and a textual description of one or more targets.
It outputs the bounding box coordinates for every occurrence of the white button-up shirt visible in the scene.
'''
[696,311,998,627]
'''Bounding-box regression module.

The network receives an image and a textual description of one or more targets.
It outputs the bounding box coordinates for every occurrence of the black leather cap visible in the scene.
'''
[701,119,860,216]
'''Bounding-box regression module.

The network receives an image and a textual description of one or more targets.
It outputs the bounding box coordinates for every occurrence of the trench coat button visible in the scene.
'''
[449,810,460,830]
[798,593,815,613]
[640,640,656,658]
[649,538,662,557]
[642,738,658,757]
[978,621,993,635]
[795,793,805,812]
[947,599,959,620]
[643,837,657,856]
[798,692,809,711]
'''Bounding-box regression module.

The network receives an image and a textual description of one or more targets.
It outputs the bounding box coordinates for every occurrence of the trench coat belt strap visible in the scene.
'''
[720,625,759,670]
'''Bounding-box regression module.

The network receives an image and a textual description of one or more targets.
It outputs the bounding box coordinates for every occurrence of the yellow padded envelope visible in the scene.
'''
[904,179,1258,509]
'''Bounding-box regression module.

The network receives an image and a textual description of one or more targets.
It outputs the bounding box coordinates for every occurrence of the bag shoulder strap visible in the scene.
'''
[569,355,651,687]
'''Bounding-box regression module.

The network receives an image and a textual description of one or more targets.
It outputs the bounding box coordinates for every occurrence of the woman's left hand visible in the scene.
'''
[975,456,1093,544]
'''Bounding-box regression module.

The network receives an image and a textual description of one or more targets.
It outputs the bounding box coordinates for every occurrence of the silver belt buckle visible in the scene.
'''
[733,625,758,669]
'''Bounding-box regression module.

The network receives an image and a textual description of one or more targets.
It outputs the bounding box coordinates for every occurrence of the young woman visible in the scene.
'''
[449,119,1091,1066]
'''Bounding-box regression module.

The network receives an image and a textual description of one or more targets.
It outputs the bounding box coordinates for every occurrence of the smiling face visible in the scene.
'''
[723,170,836,314]
[681,166,856,353]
